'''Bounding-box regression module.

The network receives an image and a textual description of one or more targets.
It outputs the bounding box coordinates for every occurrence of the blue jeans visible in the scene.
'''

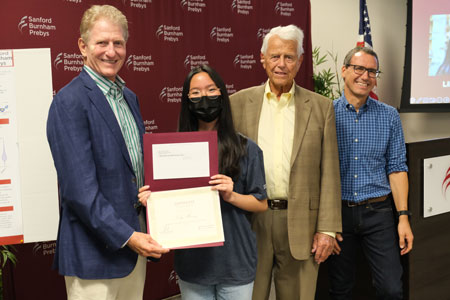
[178,279,254,300]
[328,197,403,300]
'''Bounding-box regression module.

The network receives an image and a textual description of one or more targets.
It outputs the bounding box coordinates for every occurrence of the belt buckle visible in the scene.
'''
[271,199,279,210]
[347,201,357,208]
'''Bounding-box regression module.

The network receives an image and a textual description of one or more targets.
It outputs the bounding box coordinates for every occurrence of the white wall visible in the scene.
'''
[311,0,450,143]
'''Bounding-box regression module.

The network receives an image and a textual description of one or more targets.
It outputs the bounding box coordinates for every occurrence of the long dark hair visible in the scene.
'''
[178,65,246,180]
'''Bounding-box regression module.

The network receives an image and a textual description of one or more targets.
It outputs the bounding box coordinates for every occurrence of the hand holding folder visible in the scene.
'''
[143,131,225,249]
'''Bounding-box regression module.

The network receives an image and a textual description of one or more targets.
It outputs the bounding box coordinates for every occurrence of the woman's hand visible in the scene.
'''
[209,174,234,203]
[209,174,267,212]
[138,185,151,207]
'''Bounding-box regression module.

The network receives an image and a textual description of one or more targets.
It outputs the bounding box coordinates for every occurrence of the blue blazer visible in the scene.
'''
[47,69,145,279]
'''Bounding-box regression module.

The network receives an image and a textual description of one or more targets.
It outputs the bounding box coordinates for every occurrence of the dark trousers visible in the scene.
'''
[328,197,403,300]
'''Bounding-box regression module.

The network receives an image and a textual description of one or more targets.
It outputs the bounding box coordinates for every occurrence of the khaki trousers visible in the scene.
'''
[252,209,319,300]
[65,255,147,300]
[65,212,148,300]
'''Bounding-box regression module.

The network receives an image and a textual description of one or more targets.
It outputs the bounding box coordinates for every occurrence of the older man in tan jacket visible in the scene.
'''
[230,25,341,300]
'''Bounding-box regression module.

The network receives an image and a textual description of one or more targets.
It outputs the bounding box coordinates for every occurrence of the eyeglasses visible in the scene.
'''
[189,95,221,103]
[188,87,221,103]
[346,64,380,78]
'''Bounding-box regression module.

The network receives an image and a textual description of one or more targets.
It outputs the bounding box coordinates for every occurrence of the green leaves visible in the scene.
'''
[0,245,17,299]
[312,47,342,100]
[1,245,17,268]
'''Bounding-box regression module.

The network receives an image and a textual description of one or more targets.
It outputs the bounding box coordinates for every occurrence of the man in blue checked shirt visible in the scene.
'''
[327,47,414,300]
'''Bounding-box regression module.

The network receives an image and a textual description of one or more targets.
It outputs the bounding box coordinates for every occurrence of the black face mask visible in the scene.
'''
[188,95,223,123]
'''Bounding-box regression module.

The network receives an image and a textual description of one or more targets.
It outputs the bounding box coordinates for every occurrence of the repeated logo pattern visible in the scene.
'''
[7,1,309,137]
[3,1,312,298]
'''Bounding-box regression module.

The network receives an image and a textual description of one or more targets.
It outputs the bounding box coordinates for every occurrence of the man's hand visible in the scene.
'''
[127,232,169,258]
[332,233,343,255]
[311,232,335,264]
[398,217,413,255]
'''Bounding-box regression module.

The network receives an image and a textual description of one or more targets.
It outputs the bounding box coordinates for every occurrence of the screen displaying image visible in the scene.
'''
[428,14,450,77]
[408,0,450,107]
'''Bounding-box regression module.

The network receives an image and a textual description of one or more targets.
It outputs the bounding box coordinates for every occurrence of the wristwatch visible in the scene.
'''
[398,210,411,217]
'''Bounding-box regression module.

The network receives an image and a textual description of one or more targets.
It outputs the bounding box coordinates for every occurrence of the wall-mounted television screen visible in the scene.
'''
[401,0,450,112]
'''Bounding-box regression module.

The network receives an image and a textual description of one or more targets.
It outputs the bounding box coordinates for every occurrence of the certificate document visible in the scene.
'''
[152,141,210,180]
[147,186,224,249]
[144,131,219,192]
[143,131,224,249]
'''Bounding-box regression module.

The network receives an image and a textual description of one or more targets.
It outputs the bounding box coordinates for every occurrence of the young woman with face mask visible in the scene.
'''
[138,65,267,300]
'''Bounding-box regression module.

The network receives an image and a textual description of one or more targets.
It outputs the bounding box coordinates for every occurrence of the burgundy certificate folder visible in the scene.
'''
[143,131,218,191]
[143,131,224,249]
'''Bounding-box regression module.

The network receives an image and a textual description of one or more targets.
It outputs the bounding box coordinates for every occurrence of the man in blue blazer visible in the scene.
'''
[46,5,168,299]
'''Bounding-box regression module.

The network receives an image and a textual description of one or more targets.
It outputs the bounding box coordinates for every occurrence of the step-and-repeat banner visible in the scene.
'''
[1,0,312,299]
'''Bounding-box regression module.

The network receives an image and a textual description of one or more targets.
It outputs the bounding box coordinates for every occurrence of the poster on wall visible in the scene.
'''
[0,48,58,245]
[0,49,23,245]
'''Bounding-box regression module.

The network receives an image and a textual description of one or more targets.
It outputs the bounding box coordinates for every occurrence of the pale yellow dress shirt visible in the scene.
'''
[258,81,295,201]
[257,81,335,238]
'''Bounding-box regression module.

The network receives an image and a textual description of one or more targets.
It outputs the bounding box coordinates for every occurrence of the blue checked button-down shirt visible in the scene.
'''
[333,94,408,202]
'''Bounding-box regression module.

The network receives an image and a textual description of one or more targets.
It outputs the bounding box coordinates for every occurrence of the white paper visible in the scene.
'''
[0,48,58,244]
[0,49,23,240]
[152,142,210,180]
[147,186,224,249]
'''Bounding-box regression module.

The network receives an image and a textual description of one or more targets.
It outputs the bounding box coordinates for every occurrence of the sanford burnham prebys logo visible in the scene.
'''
[126,54,154,72]
[231,0,253,15]
[33,241,56,256]
[54,52,83,72]
[123,0,152,9]
[156,25,184,42]
[159,86,182,103]
[18,15,56,37]
[233,54,257,70]
[257,28,270,40]
[210,27,234,43]
[275,2,294,17]
[144,119,159,133]
[180,0,206,13]
[184,54,209,70]
[443,166,450,200]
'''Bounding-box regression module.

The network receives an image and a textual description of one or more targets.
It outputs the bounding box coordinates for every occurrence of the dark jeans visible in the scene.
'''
[328,197,403,300]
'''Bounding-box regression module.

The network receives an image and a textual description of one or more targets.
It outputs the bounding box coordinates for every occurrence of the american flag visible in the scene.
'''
[357,0,378,99]
[357,0,373,48]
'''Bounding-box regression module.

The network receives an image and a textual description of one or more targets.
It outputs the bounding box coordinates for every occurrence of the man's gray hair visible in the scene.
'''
[261,25,304,57]
[343,46,379,70]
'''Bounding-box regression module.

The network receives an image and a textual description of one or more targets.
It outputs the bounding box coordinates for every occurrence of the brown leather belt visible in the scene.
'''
[342,195,389,207]
[268,199,287,210]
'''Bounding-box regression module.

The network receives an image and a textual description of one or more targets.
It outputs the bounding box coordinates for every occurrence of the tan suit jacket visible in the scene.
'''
[230,84,342,260]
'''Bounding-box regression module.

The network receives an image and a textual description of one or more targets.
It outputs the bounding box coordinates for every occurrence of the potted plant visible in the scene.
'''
[312,46,342,99]
[0,246,17,300]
